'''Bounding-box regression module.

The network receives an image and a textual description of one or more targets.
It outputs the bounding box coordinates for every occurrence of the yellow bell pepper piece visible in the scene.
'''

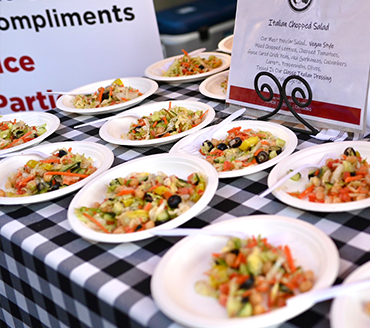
[239,136,259,151]
[153,186,169,196]
[112,78,123,85]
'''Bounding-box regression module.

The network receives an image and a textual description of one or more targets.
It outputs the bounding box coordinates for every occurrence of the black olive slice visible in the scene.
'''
[58,149,68,157]
[255,151,269,164]
[167,195,182,208]
[343,147,356,156]
[229,137,242,148]
[217,143,228,151]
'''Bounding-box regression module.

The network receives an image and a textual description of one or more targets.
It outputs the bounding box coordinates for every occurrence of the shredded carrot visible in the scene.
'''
[199,109,209,120]
[152,121,158,128]
[298,185,315,199]
[254,148,264,157]
[182,49,189,56]
[44,171,89,178]
[116,189,135,196]
[3,130,33,149]
[143,202,152,211]
[39,159,61,163]
[284,245,296,272]
[162,116,168,125]
[18,175,35,187]
[97,87,105,103]
[82,212,109,233]
[344,175,363,183]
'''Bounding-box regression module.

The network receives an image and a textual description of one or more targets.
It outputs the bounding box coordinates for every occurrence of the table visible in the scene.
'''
[1,80,370,328]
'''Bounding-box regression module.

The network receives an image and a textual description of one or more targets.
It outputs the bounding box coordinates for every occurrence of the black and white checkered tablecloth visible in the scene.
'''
[1,81,370,328]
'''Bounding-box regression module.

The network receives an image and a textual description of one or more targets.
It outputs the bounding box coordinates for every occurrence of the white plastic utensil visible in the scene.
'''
[181,108,246,154]
[74,112,141,129]
[287,279,370,309]
[0,149,50,159]
[150,228,246,239]
[46,84,110,96]
[259,152,336,198]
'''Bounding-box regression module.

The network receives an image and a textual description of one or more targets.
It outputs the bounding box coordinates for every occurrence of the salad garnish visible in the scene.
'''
[0,148,97,197]
[288,147,370,203]
[74,171,206,234]
[123,102,208,140]
[73,78,143,109]
[200,126,285,172]
[195,236,315,317]
[164,49,222,77]
[0,119,47,150]
[221,77,228,94]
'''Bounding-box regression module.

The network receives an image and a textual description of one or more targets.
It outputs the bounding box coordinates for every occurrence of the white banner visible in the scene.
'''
[228,0,370,132]
[0,0,163,114]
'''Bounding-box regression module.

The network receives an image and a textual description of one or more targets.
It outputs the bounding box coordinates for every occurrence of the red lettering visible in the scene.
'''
[4,57,18,73]
[25,96,36,110]
[0,55,35,74]
[1,91,56,112]
[20,56,35,72]
[0,95,8,108]
[36,92,48,110]
[46,90,57,108]
[10,97,26,112]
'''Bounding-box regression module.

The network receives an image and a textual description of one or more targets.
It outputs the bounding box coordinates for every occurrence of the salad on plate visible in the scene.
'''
[74,171,206,234]
[123,103,208,140]
[73,78,143,109]
[200,126,286,172]
[0,119,47,150]
[288,146,370,203]
[195,235,315,318]
[163,49,223,77]
[0,148,97,197]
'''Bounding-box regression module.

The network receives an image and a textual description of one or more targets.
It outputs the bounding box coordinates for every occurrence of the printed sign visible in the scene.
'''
[227,0,370,132]
[0,0,163,114]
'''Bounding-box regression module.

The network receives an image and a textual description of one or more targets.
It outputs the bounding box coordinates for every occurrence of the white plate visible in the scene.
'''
[67,153,219,243]
[151,215,339,328]
[144,52,231,83]
[0,112,60,155]
[330,261,370,328]
[170,120,298,179]
[56,77,158,115]
[267,141,370,212]
[99,100,215,147]
[218,34,234,53]
[0,141,114,205]
[199,70,229,100]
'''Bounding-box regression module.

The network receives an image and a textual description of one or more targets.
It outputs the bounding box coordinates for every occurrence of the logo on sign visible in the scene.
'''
[288,0,313,13]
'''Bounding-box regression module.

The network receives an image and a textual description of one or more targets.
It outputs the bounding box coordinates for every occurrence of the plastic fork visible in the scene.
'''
[150,228,246,239]
[259,151,337,198]
[181,108,246,155]
[0,149,50,159]
[286,279,370,309]
[74,112,141,128]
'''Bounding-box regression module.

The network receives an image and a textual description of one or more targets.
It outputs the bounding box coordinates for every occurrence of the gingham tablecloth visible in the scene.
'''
[1,81,370,328]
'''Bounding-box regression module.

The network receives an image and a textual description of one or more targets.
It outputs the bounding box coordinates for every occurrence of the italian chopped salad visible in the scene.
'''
[288,147,370,203]
[123,103,208,140]
[0,119,47,150]
[164,49,223,77]
[74,171,206,234]
[200,126,286,172]
[0,148,97,197]
[73,78,143,109]
[195,236,315,318]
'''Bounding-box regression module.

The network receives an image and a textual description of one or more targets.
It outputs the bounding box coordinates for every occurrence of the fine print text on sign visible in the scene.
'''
[228,0,370,132]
